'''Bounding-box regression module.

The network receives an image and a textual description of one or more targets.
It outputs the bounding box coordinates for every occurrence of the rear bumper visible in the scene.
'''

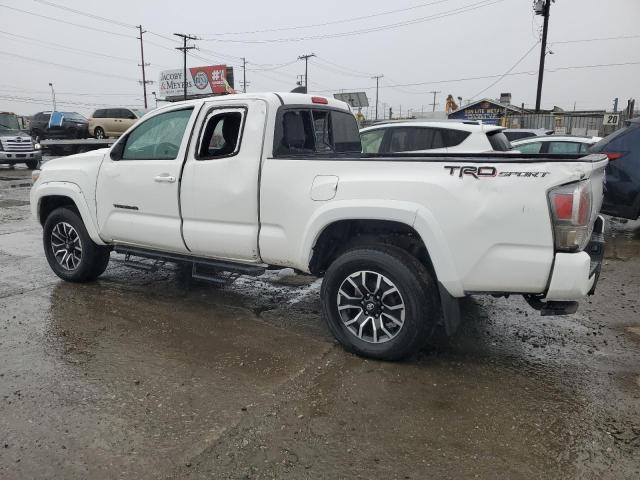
[0,150,42,163]
[545,216,605,301]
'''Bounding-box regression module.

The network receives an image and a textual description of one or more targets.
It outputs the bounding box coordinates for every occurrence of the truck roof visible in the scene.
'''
[152,92,351,113]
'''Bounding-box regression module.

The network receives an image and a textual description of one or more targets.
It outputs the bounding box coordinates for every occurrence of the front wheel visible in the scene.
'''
[43,207,110,282]
[321,244,439,361]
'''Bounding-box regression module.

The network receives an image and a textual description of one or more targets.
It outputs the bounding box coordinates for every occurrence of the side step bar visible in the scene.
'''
[114,245,266,279]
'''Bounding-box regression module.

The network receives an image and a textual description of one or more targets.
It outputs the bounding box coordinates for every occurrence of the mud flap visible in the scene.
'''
[438,283,461,336]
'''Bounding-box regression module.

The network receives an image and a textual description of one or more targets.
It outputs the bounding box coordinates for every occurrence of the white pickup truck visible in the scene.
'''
[31,93,607,360]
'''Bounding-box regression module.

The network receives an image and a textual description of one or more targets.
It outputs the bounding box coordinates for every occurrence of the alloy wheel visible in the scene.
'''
[51,222,83,271]
[336,270,406,344]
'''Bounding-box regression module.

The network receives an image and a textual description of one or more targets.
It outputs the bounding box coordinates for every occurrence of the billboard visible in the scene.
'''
[334,92,369,108]
[159,65,235,99]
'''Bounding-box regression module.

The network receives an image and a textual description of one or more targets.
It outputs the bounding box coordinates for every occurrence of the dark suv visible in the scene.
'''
[30,111,89,140]
[590,118,640,219]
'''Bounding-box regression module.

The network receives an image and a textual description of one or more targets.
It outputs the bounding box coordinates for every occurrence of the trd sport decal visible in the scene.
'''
[444,166,550,179]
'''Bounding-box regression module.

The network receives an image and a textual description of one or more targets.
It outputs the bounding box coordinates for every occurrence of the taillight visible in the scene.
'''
[311,96,328,104]
[603,152,623,161]
[548,180,593,252]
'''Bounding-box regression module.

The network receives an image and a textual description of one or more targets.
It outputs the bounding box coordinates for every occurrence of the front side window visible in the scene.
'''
[516,142,543,154]
[361,129,385,154]
[121,108,193,160]
[198,110,244,159]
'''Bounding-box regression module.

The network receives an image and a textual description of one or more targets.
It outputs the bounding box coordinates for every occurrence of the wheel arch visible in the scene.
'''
[33,183,106,246]
[302,201,464,297]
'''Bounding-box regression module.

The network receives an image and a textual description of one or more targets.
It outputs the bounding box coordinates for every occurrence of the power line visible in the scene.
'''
[552,34,640,44]
[196,0,455,36]
[0,50,139,82]
[199,0,503,43]
[31,0,136,29]
[469,42,539,100]
[0,4,136,39]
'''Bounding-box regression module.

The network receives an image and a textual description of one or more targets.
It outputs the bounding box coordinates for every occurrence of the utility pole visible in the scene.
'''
[174,33,198,101]
[137,25,151,109]
[534,0,552,112]
[297,53,315,93]
[429,91,441,112]
[371,74,383,120]
[48,82,56,111]
[241,57,248,93]
[613,97,619,113]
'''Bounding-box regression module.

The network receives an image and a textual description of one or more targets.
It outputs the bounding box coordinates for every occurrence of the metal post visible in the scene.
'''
[242,57,247,93]
[429,91,441,112]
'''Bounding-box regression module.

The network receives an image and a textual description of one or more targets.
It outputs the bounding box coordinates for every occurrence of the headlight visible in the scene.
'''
[31,170,41,182]
[34,143,41,150]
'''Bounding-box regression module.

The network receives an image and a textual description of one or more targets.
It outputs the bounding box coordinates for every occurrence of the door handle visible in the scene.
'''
[154,174,176,183]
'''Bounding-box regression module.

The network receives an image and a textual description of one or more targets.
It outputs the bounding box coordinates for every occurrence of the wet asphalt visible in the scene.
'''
[0,163,639,479]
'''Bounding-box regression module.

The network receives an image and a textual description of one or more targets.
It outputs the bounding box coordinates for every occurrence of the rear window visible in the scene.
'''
[591,124,640,153]
[275,108,361,156]
[487,130,512,151]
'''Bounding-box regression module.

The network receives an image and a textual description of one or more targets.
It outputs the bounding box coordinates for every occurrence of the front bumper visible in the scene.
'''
[0,150,42,163]
[545,215,605,301]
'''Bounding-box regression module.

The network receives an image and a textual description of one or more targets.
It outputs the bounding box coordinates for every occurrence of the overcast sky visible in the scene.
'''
[1,0,638,117]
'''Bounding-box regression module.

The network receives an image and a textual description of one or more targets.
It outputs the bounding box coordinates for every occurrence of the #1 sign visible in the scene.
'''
[159,65,232,98]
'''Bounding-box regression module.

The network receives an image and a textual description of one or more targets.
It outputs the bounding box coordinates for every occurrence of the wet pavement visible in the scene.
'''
[1,164,639,479]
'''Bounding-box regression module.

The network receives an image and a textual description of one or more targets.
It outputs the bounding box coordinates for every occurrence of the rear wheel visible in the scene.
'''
[321,244,439,360]
[43,207,110,282]
[94,127,106,139]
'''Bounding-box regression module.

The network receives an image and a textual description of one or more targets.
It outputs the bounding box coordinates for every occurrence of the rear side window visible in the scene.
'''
[548,142,583,154]
[92,109,105,118]
[487,131,512,151]
[504,131,536,141]
[444,129,470,147]
[275,108,361,155]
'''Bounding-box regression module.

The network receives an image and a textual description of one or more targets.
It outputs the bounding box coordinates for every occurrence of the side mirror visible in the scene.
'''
[110,137,126,160]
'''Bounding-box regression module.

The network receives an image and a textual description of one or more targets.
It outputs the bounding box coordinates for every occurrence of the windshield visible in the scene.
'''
[64,112,87,122]
[0,113,21,131]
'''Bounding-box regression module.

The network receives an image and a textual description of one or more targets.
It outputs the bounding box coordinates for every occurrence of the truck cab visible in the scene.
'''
[0,111,42,169]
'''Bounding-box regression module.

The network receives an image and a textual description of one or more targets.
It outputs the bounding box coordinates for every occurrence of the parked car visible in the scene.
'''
[360,121,512,153]
[31,93,607,360]
[30,111,89,140]
[88,107,146,139]
[503,128,554,141]
[511,135,601,154]
[0,111,41,169]
[590,118,640,219]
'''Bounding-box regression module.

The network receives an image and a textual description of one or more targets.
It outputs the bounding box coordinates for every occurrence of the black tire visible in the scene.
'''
[26,160,39,170]
[94,127,106,139]
[321,243,439,361]
[43,207,110,282]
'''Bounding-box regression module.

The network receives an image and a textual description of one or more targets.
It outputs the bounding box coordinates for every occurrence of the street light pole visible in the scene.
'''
[48,82,56,111]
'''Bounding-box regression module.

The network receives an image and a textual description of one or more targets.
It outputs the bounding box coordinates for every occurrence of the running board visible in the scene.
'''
[114,245,266,277]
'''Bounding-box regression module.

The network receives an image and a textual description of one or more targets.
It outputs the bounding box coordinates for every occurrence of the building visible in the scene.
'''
[448,98,522,125]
